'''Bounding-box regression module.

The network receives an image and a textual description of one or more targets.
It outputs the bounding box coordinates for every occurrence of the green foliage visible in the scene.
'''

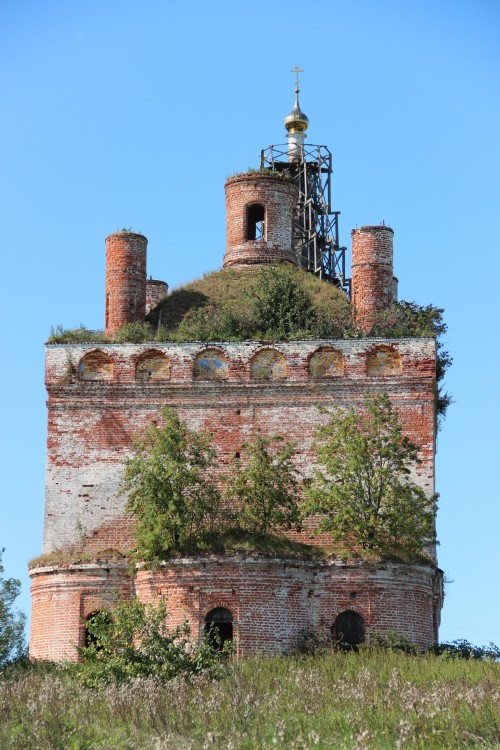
[370,301,453,424]
[111,321,155,342]
[370,300,446,338]
[148,265,355,342]
[367,629,420,654]
[122,408,221,561]
[305,394,437,557]
[48,266,356,343]
[434,639,500,660]
[77,598,230,686]
[0,549,26,667]
[174,300,254,342]
[48,322,164,345]
[227,167,294,181]
[192,528,326,559]
[253,264,317,339]
[228,434,301,534]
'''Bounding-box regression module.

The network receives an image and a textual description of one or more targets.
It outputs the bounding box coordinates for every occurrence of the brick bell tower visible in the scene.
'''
[223,174,298,268]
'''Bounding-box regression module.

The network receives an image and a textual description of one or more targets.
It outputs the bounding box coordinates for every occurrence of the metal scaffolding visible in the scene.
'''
[260,143,350,294]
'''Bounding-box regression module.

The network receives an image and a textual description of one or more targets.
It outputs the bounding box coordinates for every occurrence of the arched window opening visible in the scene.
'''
[367,346,401,376]
[84,610,112,649]
[334,610,365,649]
[246,204,265,241]
[78,350,113,381]
[204,607,233,649]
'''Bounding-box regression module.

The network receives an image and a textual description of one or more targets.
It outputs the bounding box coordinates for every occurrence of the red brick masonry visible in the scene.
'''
[30,557,442,660]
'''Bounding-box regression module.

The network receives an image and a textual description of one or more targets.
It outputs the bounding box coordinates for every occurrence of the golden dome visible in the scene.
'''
[284,90,309,133]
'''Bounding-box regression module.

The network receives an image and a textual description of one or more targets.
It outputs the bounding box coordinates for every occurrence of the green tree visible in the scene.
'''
[122,408,221,560]
[254,264,316,338]
[78,598,230,685]
[304,394,437,558]
[0,548,26,666]
[229,434,301,534]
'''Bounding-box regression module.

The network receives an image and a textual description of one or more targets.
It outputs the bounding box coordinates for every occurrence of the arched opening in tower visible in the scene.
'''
[204,607,233,649]
[333,610,365,649]
[246,203,265,240]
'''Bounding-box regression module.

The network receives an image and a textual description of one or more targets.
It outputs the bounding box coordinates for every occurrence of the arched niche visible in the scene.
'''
[193,348,229,381]
[367,345,402,376]
[334,610,365,648]
[204,607,233,649]
[136,349,171,382]
[78,350,113,381]
[309,347,344,379]
[250,348,286,381]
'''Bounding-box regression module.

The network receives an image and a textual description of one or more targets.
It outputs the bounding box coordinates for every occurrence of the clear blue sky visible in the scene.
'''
[1,0,499,647]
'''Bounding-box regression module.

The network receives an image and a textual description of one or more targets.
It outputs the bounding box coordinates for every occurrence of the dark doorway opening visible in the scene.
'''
[204,607,233,649]
[334,610,365,649]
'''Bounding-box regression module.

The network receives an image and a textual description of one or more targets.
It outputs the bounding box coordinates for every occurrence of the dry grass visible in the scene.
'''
[28,548,129,569]
[28,534,326,570]
[1,649,499,749]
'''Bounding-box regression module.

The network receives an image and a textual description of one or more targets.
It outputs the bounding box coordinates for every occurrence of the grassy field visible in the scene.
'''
[1,648,499,750]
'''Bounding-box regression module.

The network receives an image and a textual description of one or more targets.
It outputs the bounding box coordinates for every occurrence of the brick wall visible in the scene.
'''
[223,174,298,268]
[32,335,439,659]
[29,561,132,660]
[145,279,168,315]
[29,557,442,660]
[41,338,436,554]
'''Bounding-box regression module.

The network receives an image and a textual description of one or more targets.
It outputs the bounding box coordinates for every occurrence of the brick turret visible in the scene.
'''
[105,232,147,334]
[223,173,298,268]
[146,279,169,315]
[351,225,395,332]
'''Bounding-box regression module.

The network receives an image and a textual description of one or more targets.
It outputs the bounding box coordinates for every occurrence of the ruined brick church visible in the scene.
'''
[29,81,443,660]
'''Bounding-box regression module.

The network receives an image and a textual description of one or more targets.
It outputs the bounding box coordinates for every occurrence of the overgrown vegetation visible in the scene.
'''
[304,394,437,558]
[121,409,310,561]
[47,265,355,344]
[1,648,498,749]
[122,399,436,564]
[76,598,230,687]
[0,549,26,667]
[228,434,301,534]
[122,408,222,561]
[48,266,452,349]
[226,166,295,181]
[47,265,452,420]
